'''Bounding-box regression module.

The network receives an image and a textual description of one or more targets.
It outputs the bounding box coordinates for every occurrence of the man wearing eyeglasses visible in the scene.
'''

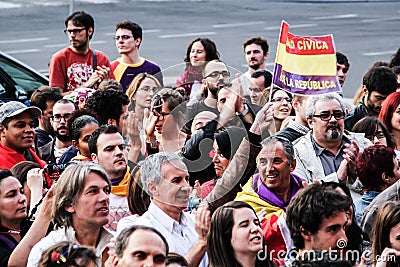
[111,20,163,92]
[49,11,114,93]
[293,93,372,183]
[38,99,77,164]
[186,60,230,131]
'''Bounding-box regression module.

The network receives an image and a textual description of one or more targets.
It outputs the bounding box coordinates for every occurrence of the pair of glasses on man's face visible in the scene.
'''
[64,28,86,35]
[51,113,72,122]
[204,71,230,79]
[312,111,345,121]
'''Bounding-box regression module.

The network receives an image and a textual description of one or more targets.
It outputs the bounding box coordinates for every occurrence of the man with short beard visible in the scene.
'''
[293,93,372,183]
[186,60,230,132]
[238,37,269,98]
[49,11,114,93]
[39,99,77,163]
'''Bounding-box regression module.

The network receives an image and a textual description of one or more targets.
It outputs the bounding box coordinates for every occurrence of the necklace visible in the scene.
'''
[0,225,21,235]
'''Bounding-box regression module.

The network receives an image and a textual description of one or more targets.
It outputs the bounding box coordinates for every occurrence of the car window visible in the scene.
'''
[0,56,46,94]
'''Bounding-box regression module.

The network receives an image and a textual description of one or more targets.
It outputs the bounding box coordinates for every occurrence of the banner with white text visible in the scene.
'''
[273,21,341,95]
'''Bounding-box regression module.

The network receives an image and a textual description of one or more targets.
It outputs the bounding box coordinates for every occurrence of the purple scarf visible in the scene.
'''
[252,173,305,210]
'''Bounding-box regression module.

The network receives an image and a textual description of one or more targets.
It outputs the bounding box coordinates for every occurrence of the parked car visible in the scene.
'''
[0,51,48,105]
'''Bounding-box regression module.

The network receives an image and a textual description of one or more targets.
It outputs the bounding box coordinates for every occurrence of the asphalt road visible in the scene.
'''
[1,0,400,99]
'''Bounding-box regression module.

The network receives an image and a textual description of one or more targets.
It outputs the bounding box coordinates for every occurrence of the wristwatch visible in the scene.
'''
[237,103,249,117]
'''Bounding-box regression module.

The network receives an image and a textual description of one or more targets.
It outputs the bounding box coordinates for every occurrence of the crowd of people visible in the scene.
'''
[2,9,400,267]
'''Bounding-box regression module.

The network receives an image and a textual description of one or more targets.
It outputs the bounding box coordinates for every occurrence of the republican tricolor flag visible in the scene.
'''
[272,21,341,95]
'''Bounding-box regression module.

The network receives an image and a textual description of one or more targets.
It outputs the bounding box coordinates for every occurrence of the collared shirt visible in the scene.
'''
[134,202,199,257]
[27,227,112,267]
[287,120,309,136]
[310,134,350,176]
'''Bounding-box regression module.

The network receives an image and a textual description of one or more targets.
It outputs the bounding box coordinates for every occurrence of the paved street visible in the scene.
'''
[1,0,400,98]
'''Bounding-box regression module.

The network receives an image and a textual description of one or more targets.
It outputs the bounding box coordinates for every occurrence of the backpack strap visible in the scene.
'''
[93,50,97,71]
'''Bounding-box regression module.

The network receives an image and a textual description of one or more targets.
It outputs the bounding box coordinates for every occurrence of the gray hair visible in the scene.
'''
[52,162,110,228]
[260,136,294,163]
[140,152,184,196]
[305,92,346,120]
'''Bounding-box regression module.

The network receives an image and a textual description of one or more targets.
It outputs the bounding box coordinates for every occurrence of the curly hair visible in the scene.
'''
[85,89,129,126]
[362,66,397,95]
[356,145,396,191]
[183,38,220,65]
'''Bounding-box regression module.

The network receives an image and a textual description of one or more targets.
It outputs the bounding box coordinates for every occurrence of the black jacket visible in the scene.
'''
[344,99,369,131]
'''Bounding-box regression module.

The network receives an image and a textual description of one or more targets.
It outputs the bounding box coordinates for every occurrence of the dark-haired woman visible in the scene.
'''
[59,110,100,163]
[208,201,275,267]
[175,38,220,101]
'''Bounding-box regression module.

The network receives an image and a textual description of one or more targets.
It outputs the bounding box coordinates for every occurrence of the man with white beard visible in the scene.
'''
[293,93,371,183]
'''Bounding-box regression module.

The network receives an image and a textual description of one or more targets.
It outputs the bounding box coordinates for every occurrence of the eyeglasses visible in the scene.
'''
[51,113,72,122]
[204,71,230,79]
[114,35,133,41]
[365,131,386,141]
[64,28,86,35]
[312,111,345,121]
[271,97,292,103]
[154,112,170,121]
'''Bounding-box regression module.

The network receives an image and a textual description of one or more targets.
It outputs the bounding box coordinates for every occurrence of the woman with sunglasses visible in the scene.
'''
[175,38,220,101]
[145,88,190,155]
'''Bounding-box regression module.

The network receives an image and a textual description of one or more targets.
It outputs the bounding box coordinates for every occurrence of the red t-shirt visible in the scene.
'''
[49,47,114,92]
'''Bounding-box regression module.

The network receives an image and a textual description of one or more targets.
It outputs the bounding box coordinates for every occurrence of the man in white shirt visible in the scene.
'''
[89,124,132,231]
[27,162,113,266]
[118,152,209,267]
[112,225,169,267]
[239,37,269,97]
